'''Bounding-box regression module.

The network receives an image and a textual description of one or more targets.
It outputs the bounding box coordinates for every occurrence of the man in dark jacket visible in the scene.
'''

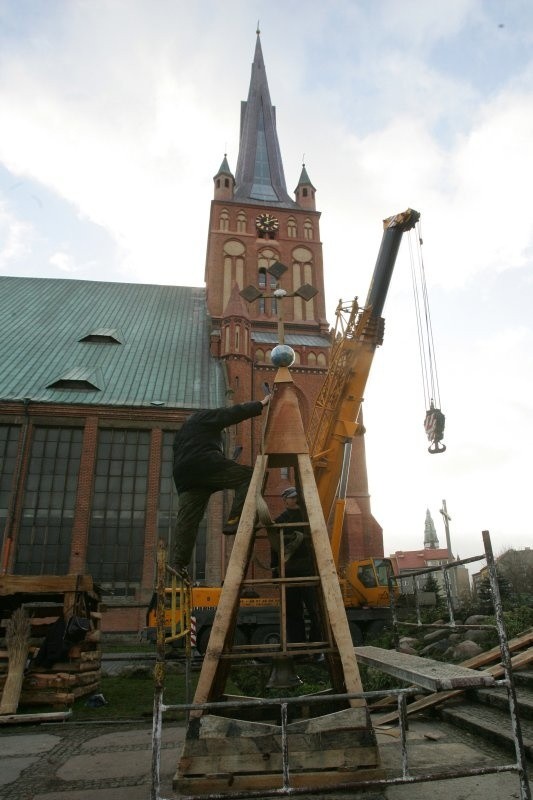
[172,396,269,577]
[271,487,321,645]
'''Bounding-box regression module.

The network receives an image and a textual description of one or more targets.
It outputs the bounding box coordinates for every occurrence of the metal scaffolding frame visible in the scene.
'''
[150,531,531,800]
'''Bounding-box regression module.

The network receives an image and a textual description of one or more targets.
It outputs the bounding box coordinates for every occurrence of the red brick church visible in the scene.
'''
[0,34,383,631]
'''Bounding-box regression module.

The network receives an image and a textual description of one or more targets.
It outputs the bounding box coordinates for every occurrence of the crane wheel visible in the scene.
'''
[349,622,364,646]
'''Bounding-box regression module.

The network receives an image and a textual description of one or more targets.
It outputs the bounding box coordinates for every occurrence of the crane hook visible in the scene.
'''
[428,440,446,455]
[424,404,446,455]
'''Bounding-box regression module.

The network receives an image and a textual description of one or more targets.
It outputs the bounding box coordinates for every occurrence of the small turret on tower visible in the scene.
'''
[294,162,316,210]
[213,154,235,201]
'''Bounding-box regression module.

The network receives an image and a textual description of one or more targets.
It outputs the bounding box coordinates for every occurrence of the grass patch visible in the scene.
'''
[73,671,197,721]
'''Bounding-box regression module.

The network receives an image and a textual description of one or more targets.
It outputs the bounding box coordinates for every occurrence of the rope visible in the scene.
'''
[408,220,443,412]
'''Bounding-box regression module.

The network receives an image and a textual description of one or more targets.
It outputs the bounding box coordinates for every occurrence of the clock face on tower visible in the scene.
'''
[255,213,279,234]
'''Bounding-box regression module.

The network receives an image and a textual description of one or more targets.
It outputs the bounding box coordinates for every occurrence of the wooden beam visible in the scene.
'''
[354,645,496,692]
[374,646,533,725]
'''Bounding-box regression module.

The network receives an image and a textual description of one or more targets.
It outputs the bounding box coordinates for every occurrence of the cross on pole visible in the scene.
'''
[439,499,452,558]
[240,261,318,347]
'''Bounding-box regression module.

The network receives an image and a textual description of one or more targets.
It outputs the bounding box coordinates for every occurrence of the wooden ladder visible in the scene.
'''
[174,367,383,796]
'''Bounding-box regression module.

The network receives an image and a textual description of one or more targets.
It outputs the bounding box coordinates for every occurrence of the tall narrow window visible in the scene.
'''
[303,219,313,240]
[219,210,230,231]
[237,212,247,233]
[287,218,297,238]
[87,429,149,596]
[0,424,20,535]
[15,427,83,575]
[258,268,267,289]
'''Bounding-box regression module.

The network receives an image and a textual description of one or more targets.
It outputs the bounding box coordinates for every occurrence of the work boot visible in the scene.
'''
[222,516,240,535]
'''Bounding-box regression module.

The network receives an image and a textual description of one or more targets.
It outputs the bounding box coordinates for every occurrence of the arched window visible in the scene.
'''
[258,267,267,289]
[237,212,247,233]
[293,350,301,365]
[303,219,313,240]
[287,218,297,238]
[222,240,246,310]
[224,178,229,188]
[265,349,272,363]
[216,179,220,188]
[255,349,265,363]
[317,353,326,367]
[302,188,308,197]
[258,249,280,317]
[308,352,317,367]
[220,210,230,231]
[235,325,240,352]
[291,247,313,321]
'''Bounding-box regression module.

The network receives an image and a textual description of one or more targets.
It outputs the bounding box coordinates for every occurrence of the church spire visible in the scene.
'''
[234,32,296,207]
[423,508,440,549]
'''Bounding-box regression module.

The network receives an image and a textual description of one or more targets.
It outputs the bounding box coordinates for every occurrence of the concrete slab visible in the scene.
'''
[34,788,154,800]
[1,732,60,756]
[386,772,525,799]
[1,757,41,787]
[78,724,184,750]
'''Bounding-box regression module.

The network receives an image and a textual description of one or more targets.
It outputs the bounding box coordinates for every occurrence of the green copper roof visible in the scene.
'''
[0,276,225,410]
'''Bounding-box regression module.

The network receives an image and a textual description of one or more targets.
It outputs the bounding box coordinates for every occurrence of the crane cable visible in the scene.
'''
[408,219,446,454]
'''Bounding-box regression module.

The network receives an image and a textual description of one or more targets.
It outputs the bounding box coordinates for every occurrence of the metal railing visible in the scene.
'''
[151,540,193,800]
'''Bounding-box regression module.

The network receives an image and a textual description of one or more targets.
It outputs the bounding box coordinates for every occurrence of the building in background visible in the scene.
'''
[390,508,471,606]
[0,34,383,631]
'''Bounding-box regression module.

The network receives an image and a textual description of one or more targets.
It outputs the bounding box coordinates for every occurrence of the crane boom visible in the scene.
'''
[308,208,420,550]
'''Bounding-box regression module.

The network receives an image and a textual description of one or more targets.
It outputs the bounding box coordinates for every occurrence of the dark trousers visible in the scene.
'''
[286,585,322,644]
[173,461,253,568]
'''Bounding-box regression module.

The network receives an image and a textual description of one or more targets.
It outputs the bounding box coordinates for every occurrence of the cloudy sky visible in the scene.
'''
[1,0,532,567]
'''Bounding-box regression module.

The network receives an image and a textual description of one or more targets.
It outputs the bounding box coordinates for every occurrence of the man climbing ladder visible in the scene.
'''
[172,395,270,578]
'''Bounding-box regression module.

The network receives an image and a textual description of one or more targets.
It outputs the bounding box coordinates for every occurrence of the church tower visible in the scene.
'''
[204,32,384,578]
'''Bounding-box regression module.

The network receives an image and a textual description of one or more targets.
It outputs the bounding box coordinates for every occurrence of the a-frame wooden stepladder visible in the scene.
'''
[174,367,382,796]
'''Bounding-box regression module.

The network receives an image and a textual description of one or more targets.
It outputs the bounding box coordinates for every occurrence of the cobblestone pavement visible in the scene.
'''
[0,716,530,800]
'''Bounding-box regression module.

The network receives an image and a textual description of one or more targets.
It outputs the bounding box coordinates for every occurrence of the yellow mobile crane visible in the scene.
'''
[307,208,421,636]
[148,208,441,650]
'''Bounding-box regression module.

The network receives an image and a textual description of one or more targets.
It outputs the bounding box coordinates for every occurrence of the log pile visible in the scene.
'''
[0,574,103,713]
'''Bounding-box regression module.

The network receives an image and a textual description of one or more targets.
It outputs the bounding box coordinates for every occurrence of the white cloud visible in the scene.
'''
[0,200,33,269]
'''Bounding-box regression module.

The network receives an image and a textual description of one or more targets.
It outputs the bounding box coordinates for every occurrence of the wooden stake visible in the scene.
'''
[0,608,31,715]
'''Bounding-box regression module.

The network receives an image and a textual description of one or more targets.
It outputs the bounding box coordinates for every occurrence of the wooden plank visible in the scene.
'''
[179,708,380,784]
[0,609,30,715]
[47,659,101,673]
[0,574,93,595]
[375,645,533,725]
[370,629,533,710]
[0,710,72,725]
[354,645,496,691]
[299,454,365,702]
[178,745,380,776]
[175,765,385,795]
[20,670,101,690]
[18,690,74,705]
